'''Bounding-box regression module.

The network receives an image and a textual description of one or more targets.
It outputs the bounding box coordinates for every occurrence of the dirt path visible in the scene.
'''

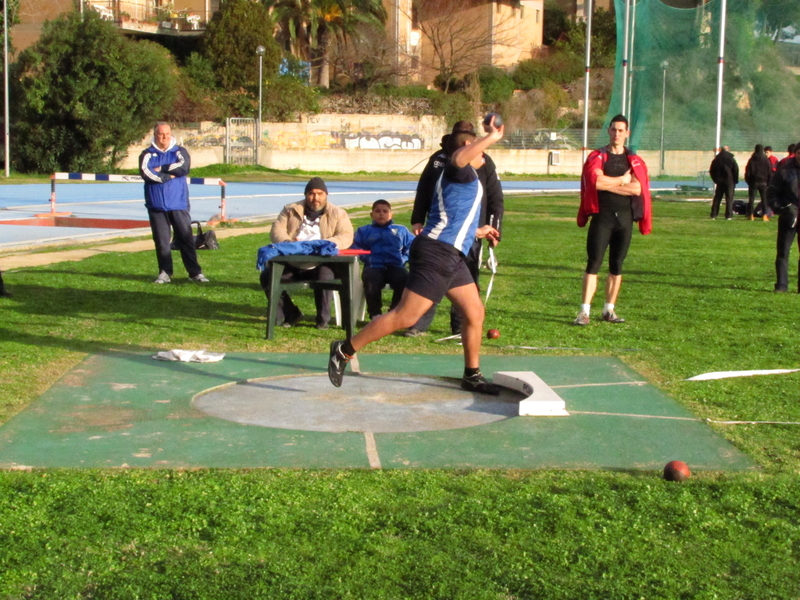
[0,225,273,271]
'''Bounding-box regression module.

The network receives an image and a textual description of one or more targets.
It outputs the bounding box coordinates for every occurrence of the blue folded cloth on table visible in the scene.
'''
[256,240,338,271]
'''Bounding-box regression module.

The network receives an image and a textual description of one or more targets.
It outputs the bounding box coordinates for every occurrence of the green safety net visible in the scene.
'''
[605,0,800,153]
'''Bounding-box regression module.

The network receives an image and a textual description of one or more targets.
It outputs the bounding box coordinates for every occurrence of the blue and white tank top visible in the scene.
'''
[421,161,483,254]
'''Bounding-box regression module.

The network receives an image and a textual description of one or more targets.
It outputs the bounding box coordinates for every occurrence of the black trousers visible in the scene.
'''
[0,269,6,295]
[775,207,799,292]
[711,180,735,219]
[585,208,633,276]
[412,239,481,334]
[148,209,202,278]
[361,265,408,318]
[260,264,335,326]
[747,183,769,217]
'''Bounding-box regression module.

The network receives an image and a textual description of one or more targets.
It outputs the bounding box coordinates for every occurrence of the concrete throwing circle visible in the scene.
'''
[193,374,523,433]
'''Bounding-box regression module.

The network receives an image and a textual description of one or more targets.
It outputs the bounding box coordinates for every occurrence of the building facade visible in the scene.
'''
[384,0,544,85]
[13,0,543,87]
[12,0,219,51]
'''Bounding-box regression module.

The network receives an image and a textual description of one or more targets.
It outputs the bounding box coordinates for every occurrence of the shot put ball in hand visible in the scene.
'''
[483,113,503,130]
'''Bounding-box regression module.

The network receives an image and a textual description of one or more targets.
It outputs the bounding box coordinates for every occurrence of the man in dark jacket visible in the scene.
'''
[405,121,505,337]
[767,143,800,293]
[744,144,772,221]
[709,146,739,220]
[139,122,207,284]
[0,269,10,298]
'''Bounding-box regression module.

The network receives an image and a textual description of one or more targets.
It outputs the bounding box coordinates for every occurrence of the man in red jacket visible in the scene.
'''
[574,114,651,326]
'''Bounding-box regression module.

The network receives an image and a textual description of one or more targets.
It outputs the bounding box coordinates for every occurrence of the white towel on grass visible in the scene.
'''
[152,350,225,363]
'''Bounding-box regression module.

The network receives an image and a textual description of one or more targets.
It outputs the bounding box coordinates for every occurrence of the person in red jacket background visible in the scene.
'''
[574,114,651,326]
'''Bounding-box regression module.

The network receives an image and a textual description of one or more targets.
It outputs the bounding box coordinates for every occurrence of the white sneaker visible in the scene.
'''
[190,273,209,283]
[154,271,171,284]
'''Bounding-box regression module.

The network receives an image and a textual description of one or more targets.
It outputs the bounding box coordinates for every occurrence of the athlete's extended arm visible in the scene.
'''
[452,118,504,168]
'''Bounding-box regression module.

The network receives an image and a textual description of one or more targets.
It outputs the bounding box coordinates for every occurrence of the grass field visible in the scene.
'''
[0,193,799,598]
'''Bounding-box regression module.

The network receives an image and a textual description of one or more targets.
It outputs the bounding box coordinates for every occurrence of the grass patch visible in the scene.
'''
[0,194,799,597]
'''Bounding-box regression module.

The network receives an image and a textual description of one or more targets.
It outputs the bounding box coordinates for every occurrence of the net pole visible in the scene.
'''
[660,62,667,175]
[582,0,594,164]
[621,0,631,114]
[714,0,728,153]
[4,0,10,178]
[626,0,637,119]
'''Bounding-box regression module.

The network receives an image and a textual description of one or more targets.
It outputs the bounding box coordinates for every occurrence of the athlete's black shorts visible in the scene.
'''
[585,203,633,275]
[405,235,475,302]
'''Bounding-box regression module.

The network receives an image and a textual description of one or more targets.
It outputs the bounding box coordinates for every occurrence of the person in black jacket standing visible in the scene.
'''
[744,144,772,221]
[767,143,800,293]
[0,269,10,298]
[709,146,739,220]
[405,121,505,337]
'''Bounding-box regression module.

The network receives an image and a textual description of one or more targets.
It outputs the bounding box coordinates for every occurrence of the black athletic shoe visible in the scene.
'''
[461,371,500,395]
[328,341,350,387]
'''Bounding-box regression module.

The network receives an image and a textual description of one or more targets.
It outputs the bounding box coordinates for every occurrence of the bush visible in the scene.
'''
[203,0,281,91]
[429,92,475,129]
[10,11,177,173]
[262,76,320,122]
[477,66,516,104]
[184,52,217,90]
[371,84,438,99]
[513,51,583,90]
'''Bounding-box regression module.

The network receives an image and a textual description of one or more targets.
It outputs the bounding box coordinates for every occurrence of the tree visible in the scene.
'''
[543,0,570,46]
[0,0,20,52]
[408,0,520,93]
[10,11,177,173]
[203,0,281,90]
[264,0,386,88]
[757,0,800,41]
[330,20,399,90]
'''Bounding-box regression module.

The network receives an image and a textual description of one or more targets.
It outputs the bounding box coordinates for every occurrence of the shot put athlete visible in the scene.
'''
[328,116,505,394]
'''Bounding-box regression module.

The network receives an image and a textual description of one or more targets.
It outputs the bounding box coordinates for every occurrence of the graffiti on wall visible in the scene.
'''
[175,122,428,151]
[263,130,424,151]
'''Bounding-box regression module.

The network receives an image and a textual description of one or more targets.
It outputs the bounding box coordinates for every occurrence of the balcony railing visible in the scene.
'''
[84,1,212,33]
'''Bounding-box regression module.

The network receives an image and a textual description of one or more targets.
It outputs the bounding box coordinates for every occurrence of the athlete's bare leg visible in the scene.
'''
[349,288,434,352]
[605,274,622,305]
[580,272,598,305]
[445,283,484,369]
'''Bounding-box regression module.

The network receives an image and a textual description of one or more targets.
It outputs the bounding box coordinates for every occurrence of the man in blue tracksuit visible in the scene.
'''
[139,122,208,284]
[351,200,415,319]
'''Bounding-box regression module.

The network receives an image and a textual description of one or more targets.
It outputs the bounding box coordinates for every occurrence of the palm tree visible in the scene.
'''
[264,0,386,88]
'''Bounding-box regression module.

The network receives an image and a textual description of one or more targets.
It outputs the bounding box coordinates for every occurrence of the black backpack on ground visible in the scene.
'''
[170,221,219,250]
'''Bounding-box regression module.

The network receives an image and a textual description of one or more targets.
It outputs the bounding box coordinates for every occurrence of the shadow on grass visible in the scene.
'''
[0,326,330,384]
[2,283,264,324]
[29,267,266,292]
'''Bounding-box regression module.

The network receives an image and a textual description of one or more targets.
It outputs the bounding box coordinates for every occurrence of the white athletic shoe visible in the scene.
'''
[190,273,209,283]
[154,271,171,284]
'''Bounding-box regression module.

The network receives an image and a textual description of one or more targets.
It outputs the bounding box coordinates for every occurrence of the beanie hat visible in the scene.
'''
[305,177,328,195]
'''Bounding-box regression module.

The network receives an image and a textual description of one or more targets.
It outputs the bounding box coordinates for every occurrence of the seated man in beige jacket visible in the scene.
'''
[260,177,354,329]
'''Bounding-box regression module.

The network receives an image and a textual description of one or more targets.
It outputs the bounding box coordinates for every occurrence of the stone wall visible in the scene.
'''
[120,116,718,177]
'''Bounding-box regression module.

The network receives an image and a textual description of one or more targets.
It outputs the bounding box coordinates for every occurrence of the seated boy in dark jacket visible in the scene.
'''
[352,200,414,319]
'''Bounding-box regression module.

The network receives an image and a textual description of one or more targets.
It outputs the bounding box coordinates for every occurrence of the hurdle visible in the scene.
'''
[43,173,228,221]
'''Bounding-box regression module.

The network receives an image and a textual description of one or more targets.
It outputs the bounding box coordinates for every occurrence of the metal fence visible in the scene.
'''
[226,118,257,165]
[497,128,799,153]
